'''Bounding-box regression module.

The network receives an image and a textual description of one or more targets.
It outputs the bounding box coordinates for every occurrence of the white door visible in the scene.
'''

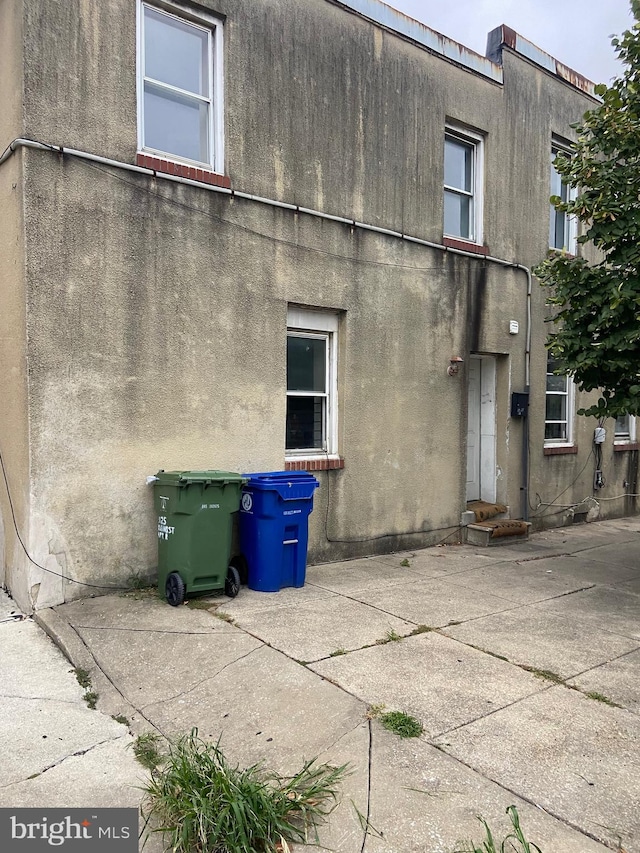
[466,356,497,503]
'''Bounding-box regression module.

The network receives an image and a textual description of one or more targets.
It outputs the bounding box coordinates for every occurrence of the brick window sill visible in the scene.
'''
[136,153,231,188]
[614,441,639,451]
[285,457,344,471]
[443,236,489,255]
[544,445,578,456]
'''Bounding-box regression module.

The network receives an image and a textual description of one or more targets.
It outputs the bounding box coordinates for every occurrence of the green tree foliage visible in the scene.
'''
[534,1,640,417]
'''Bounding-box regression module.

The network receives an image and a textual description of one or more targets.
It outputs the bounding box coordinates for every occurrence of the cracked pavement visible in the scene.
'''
[4,517,640,851]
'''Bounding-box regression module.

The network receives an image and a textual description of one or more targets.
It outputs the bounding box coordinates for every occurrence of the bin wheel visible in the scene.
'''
[225,565,240,599]
[166,572,185,607]
[229,554,248,586]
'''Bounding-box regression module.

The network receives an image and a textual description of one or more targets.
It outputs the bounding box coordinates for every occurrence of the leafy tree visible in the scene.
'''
[534,0,640,417]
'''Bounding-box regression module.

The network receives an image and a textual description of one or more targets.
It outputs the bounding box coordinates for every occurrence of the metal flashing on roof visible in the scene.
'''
[487,24,597,97]
[334,0,597,97]
[334,0,503,84]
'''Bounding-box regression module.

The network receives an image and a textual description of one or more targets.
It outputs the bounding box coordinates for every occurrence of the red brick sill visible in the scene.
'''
[614,441,639,451]
[544,445,578,456]
[136,153,231,188]
[285,458,344,471]
[443,236,489,255]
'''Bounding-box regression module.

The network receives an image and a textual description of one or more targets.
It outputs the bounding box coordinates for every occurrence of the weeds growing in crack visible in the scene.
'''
[131,732,165,771]
[453,805,542,853]
[585,691,622,708]
[329,648,347,657]
[367,705,423,738]
[409,625,434,635]
[112,714,130,727]
[522,667,564,684]
[74,667,91,689]
[83,691,98,710]
[140,728,349,853]
[400,558,411,567]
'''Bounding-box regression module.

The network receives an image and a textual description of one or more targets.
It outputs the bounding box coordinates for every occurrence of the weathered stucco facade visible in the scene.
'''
[1,0,633,611]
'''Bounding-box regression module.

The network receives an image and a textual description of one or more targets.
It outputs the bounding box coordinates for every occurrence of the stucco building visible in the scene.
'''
[1,0,635,612]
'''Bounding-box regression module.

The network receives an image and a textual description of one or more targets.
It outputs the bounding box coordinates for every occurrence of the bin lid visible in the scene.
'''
[155,470,247,486]
[242,470,319,499]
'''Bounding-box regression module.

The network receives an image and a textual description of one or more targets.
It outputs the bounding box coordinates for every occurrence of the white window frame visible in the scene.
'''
[545,353,574,446]
[444,125,484,244]
[614,414,636,444]
[286,308,339,459]
[550,144,577,253]
[136,0,224,172]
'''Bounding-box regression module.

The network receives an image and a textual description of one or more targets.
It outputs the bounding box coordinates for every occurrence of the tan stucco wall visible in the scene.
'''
[0,0,31,610]
[4,0,629,606]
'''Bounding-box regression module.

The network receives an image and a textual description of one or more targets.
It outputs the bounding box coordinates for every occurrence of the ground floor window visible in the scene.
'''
[545,353,574,444]
[286,308,338,456]
[615,414,636,443]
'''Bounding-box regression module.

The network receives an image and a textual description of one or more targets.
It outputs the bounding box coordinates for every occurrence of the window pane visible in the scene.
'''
[546,374,567,392]
[615,414,630,436]
[287,336,326,393]
[546,395,566,423]
[144,83,209,162]
[445,138,472,191]
[145,7,209,96]
[444,190,471,239]
[286,397,324,449]
[545,422,567,441]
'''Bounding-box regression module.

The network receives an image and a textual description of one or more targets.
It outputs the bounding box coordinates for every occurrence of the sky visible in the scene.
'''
[385,0,634,84]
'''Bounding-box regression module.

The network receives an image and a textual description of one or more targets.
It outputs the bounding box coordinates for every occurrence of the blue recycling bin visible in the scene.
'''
[239,471,319,592]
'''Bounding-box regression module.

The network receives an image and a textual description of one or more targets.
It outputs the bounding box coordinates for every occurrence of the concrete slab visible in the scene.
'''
[298,721,370,853]
[431,557,600,604]
[0,619,84,702]
[539,585,640,642]
[375,546,507,577]
[0,695,129,787]
[567,649,640,715]
[357,576,516,627]
[56,593,228,633]
[219,583,337,615]
[141,644,366,774]
[74,622,262,710]
[310,633,544,738]
[306,556,427,593]
[229,595,414,662]
[576,539,640,570]
[0,737,141,808]
[362,728,608,853]
[443,603,639,679]
[432,686,640,853]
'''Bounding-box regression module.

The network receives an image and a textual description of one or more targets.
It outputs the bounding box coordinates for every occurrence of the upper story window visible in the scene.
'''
[614,414,636,443]
[286,309,339,458]
[137,1,224,171]
[444,127,484,244]
[550,145,577,253]
[545,352,574,445]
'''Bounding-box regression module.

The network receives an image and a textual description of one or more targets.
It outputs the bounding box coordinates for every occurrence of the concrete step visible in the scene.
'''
[465,519,531,546]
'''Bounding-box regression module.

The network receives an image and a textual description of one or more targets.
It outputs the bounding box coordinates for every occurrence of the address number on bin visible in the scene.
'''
[157,516,175,540]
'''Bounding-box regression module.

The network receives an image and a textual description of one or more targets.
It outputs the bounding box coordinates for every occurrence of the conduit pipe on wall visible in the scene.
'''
[0,136,533,519]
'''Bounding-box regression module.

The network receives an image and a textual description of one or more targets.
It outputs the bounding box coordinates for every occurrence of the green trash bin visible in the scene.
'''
[153,470,247,606]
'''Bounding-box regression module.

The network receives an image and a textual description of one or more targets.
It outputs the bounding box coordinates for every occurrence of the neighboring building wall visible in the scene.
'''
[0,0,632,608]
[0,0,30,609]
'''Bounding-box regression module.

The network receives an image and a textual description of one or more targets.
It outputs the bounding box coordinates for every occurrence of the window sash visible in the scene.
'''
[549,147,577,252]
[138,2,221,169]
[286,331,333,453]
[545,357,573,444]
[444,129,482,243]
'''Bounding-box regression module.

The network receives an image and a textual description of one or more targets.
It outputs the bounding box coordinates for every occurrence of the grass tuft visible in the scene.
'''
[379,710,423,739]
[83,691,98,710]
[400,558,411,567]
[112,714,130,727]
[410,625,434,635]
[522,667,564,684]
[585,691,622,708]
[453,805,542,853]
[141,729,349,853]
[74,667,91,690]
[132,732,165,771]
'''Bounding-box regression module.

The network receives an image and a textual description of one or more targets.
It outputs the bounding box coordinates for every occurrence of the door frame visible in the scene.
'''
[467,355,497,504]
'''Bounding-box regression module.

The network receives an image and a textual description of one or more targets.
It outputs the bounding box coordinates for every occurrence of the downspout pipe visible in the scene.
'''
[1,136,534,520]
